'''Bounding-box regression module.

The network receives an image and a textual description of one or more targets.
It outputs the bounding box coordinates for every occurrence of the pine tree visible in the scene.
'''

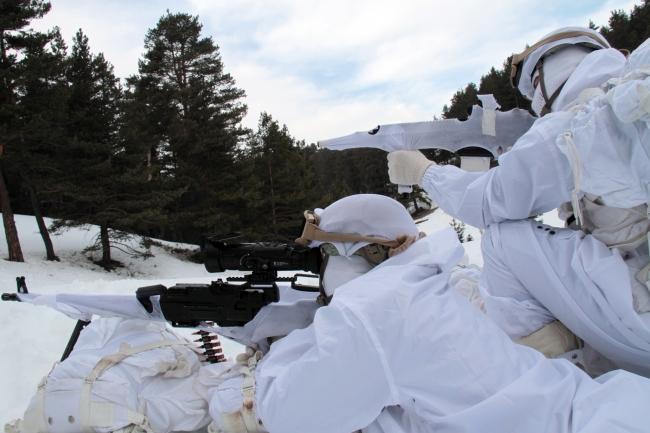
[599,1,650,52]
[126,11,249,244]
[245,112,321,242]
[477,57,532,113]
[310,149,352,197]
[120,73,188,243]
[0,0,54,262]
[442,83,478,120]
[403,185,433,217]
[440,1,650,125]
[310,147,403,200]
[442,62,534,122]
[9,26,67,261]
[328,178,353,203]
[50,30,167,269]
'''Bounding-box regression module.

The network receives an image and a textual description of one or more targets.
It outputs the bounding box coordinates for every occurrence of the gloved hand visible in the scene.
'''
[235,347,257,363]
[388,232,427,258]
[388,234,416,258]
[387,151,435,186]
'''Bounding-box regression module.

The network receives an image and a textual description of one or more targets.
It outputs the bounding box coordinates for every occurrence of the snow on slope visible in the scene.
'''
[0,210,564,423]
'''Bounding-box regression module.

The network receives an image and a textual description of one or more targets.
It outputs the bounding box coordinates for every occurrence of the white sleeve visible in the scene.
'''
[421,119,574,229]
[255,302,396,433]
[605,76,650,124]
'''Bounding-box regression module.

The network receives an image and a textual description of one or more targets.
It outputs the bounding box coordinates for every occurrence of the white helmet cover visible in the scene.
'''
[514,27,611,100]
[310,194,419,256]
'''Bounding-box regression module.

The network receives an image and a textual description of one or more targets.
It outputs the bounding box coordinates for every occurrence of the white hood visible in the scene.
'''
[555,48,626,112]
[518,26,611,100]
[541,45,593,109]
[311,194,419,256]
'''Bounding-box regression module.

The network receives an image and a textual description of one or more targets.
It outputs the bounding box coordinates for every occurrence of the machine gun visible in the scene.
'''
[2,233,323,330]
[136,233,322,328]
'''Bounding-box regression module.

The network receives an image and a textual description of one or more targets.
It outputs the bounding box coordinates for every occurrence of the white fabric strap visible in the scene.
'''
[217,351,264,433]
[207,421,222,433]
[126,410,153,433]
[567,87,607,115]
[641,204,650,289]
[87,339,190,380]
[563,132,584,226]
[578,87,605,104]
[34,377,49,433]
[220,413,249,433]
[4,419,23,433]
[80,339,190,433]
[240,352,262,433]
[32,361,61,433]
[639,85,650,116]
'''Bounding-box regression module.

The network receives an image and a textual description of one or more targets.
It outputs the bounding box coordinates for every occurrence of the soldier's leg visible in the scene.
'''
[480,219,650,376]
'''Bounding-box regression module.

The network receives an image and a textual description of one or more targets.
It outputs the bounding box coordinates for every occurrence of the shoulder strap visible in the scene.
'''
[30,362,60,433]
[538,61,568,117]
[79,339,190,433]
[239,353,263,433]
[317,254,333,306]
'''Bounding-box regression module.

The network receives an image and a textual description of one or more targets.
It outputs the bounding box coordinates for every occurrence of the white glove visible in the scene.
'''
[235,346,257,363]
[387,151,435,186]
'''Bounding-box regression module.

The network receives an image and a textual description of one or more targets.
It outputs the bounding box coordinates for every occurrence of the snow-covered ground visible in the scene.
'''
[0,210,564,423]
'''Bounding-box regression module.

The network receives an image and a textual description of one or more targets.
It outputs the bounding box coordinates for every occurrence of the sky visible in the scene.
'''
[30,0,639,144]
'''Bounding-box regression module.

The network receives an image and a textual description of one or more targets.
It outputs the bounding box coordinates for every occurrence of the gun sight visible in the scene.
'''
[204,238,322,275]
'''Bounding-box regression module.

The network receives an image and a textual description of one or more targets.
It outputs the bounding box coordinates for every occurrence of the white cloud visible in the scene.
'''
[30,0,641,143]
[233,60,434,144]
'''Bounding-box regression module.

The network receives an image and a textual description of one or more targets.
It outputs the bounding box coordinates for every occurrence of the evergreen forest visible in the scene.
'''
[1,0,649,268]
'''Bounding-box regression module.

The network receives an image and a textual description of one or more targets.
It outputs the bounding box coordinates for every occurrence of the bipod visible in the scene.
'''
[61,319,91,362]
[1,276,29,302]
[1,276,90,362]
[16,276,28,293]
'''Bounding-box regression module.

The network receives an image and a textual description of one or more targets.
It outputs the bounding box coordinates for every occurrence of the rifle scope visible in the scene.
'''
[204,233,322,275]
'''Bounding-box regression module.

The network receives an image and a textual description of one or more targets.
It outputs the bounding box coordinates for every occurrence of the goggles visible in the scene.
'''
[296,210,404,250]
[321,242,390,266]
[510,30,609,89]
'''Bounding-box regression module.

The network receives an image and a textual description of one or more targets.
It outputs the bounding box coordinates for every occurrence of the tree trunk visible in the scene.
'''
[0,165,24,262]
[268,161,278,237]
[100,222,111,264]
[146,148,152,181]
[24,170,59,261]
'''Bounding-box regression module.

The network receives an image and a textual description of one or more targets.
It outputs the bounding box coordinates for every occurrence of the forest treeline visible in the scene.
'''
[1,0,649,268]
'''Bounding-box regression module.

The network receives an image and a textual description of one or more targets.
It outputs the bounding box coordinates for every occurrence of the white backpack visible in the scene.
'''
[5,317,211,433]
[558,37,650,212]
